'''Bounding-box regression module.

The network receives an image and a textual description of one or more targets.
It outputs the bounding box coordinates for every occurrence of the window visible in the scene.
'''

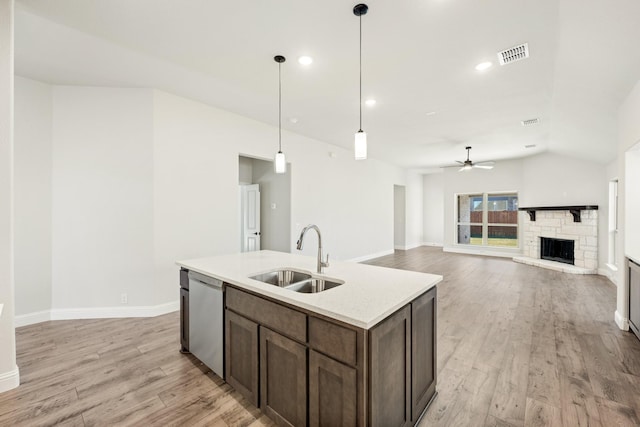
[457,192,518,247]
[608,179,618,268]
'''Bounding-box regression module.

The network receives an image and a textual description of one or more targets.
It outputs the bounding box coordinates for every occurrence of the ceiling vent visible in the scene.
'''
[521,118,540,126]
[498,43,529,65]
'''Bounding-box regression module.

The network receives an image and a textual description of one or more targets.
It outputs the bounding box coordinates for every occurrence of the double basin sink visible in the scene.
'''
[249,269,343,293]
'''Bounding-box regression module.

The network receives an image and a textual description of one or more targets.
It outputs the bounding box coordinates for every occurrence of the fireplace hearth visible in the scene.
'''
[540,237,575,265]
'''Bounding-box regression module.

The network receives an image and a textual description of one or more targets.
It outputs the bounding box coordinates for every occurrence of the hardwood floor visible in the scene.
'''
[365,247,640,427]
[3,247,639,426]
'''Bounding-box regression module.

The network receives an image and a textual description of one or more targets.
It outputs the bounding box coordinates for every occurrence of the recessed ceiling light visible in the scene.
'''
[365,99,376,106]
[289,117,299,124]
[298,56,313,65]
[426,111,437,116]
[475,61,493,71]
[525,144,537,149]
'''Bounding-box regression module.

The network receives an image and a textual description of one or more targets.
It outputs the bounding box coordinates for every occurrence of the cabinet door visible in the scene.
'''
[309,350,357,427]
[369,305,411,427]
[225,310,259,407]
[630,260,640,339]
[260,327,307,427]
[411,288,437,421]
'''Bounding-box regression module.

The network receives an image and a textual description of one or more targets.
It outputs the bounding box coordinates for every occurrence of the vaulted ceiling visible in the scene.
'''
[14,0,640,170]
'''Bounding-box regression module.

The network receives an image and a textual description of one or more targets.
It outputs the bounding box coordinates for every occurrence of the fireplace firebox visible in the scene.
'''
[540,237,575,265]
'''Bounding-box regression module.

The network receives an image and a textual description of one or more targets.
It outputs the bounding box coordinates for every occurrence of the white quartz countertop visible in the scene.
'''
[176,250,442,329]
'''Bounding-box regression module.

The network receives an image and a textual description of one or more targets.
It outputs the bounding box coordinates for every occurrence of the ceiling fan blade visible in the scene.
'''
[459,166,468,172]
[455,160,464,165]
[473,164,494,169]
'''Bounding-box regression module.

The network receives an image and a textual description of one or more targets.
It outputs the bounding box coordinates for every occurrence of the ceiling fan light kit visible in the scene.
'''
[456,146,495,172]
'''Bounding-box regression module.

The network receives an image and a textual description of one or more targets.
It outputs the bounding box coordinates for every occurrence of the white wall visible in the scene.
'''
[405,172,424,250]
[615,79,640,330]
[12,84,408,322]
[0,0,19,393]
[252,158,291,253]
[153,90,404,304]
[51,87,156,309]
[238,156,253,184]
[14,76,52,316]
[520,153,606,207]
[423,172,444,246]
[394,185,406,249]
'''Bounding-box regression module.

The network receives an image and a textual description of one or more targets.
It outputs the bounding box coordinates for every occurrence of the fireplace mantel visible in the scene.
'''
[518,205,599,223]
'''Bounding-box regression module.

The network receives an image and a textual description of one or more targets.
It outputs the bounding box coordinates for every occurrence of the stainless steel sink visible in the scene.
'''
[249,269,343,293]
[285,278,344,293]
[249,269,312,287]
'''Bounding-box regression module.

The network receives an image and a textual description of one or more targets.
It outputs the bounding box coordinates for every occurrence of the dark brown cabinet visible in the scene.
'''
[223,285,437,427]
[630,259,640,340]
[369,305,412,427]
[309,349,357,427]
[225,310,259,406]
[260,327,307,427]
[411,287,437,420]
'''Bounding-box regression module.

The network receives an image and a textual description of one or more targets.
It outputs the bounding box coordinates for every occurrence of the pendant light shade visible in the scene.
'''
[355,130,367,160]
[354,3,368,160]
[274,151,286,173]
[274,55,287,174]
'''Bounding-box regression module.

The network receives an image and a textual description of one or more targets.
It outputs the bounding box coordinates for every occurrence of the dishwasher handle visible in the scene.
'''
[188,271,223,289]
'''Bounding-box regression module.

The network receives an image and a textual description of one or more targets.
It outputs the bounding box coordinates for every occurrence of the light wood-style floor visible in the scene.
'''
[2,247,639,426]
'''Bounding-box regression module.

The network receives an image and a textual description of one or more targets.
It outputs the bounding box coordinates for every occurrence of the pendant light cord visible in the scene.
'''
[359,14,362,131]
[278,62,282,152]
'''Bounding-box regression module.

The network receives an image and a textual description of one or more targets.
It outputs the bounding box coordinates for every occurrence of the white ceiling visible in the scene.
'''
[14,0,640,170]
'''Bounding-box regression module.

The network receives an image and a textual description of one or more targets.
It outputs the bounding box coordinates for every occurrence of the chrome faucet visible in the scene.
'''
[296,224,329,274]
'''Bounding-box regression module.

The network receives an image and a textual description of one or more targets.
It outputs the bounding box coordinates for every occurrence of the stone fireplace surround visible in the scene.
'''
[513,206,598,274]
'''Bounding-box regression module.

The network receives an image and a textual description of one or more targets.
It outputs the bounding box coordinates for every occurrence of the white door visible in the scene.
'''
[241,184,261,252]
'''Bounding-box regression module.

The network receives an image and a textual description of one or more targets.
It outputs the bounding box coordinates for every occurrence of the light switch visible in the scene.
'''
[271,203,277,209]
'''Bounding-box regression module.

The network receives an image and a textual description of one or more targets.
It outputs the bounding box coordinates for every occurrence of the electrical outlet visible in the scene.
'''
[120,293,128,304]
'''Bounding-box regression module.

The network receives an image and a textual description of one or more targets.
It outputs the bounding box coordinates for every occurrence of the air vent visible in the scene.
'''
[521,118,540,126]
[498,43,529,65]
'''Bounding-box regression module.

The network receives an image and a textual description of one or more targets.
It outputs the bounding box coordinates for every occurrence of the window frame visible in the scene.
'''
[455,191,520,249]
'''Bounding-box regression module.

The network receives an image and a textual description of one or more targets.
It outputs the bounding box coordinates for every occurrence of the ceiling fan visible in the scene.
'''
[456,146,495,171]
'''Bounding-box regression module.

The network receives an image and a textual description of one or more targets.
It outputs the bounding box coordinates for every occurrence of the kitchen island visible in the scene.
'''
[177,250,442,427]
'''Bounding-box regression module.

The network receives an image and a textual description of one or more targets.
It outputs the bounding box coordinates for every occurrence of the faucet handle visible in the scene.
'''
[323,253,330,267]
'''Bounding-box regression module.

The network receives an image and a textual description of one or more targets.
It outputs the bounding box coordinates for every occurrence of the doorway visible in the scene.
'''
[239,156,291,253]
[394,185,406,250]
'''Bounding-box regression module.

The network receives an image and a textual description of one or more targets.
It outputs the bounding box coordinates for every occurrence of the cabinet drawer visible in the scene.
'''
[226,286,307,343]
[309,316,357,366]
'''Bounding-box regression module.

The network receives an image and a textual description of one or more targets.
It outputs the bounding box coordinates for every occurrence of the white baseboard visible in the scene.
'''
[598,268,617,285]
[14,310,51,327]
[615,310,630,331]
[0,366,20,393]
[443,245,521,259]
[394,243,424,251]
[422,242,443,247]
[15,300,179,327]
[348,249,395,263]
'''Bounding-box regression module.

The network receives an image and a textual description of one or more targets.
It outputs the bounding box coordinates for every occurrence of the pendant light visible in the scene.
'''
[353,3,368,160]
[274,55,287,174]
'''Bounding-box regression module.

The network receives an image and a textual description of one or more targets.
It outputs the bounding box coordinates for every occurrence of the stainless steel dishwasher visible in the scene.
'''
[188,271,224,378]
